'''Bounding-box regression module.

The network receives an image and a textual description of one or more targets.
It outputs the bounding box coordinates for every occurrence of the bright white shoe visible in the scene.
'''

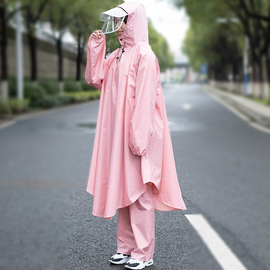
[109,253,131,265]
[125,258,154,269]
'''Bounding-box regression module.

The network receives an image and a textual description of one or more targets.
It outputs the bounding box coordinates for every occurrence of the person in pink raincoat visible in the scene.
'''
[85,1,186,269]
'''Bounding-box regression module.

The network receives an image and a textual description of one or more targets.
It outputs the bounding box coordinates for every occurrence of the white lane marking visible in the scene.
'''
[204,88,249,122]
[203,87,270,134]
[249,121,270,134]
[185,214,247,270]
[182,103,192,110]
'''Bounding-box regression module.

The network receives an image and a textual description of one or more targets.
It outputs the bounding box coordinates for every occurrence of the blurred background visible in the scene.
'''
[1,0,270,112]
[1,0,270,270]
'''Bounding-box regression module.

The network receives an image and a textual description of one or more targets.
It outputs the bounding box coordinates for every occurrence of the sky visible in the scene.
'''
[124,0,190,63]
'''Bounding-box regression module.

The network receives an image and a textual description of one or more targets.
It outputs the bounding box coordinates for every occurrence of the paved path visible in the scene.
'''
[1,84,270,269]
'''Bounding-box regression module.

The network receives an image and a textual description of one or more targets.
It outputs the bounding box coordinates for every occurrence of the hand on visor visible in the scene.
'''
[99,7,128,35]
[92,30,102,38]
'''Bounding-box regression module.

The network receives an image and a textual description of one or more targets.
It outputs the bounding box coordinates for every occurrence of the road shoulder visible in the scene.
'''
[203,85,270,132]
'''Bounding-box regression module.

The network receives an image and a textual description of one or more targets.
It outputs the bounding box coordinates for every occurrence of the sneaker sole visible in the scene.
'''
[145,259,153,266]
[125,259,153,269]
[109,258,130,265]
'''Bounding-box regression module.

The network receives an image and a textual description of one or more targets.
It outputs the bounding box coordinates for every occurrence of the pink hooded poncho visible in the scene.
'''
[85,2,186,219]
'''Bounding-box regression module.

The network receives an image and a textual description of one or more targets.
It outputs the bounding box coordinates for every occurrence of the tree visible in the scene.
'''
[222,0,270,100]
[0,0,27,98]
[69,0,123,82]
[172,0,270,102]
[0,0,8,99]
[173,0,243,80]
[41,0,78,92]
[22,0,50,82]
[148,20,174,72]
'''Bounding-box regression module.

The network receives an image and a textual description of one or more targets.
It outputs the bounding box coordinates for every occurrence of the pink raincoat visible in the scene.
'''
[85,2,186,219]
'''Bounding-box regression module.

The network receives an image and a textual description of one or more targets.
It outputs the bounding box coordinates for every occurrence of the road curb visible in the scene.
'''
[204,85,270,129]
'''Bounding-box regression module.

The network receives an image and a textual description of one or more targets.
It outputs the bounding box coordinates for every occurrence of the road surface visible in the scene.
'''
[0,84,269,270]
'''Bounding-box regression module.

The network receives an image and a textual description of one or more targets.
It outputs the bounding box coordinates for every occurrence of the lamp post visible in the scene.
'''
[216,18,249,97]
[243,36,249,97]
[16,1,23,100]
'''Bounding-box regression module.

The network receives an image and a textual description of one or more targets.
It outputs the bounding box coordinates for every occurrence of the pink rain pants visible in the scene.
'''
[117,183,155,261]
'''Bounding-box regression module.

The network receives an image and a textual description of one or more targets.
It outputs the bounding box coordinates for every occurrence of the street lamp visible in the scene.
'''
[216,18,249,97]
[16,1,23,100]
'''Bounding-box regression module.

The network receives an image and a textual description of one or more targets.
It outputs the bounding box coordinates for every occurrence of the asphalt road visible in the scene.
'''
[0,83,269,270]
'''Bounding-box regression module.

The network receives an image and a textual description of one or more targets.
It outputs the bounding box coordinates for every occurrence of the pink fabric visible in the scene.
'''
[117,183,155,261]
[85,2,186,219]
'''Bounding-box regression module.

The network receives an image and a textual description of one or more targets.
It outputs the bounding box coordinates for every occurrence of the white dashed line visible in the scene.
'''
[203,87,270,134]
[204,88,250,122]
[182,103,192,110]
[185,214,247,270]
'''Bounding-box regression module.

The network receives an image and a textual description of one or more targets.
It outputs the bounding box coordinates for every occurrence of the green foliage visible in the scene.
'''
[175,0,244,79]
[8,77,59,97]
[63,90,101,101]
[105,32,121,56]
[8,77,31,97]
[57,95,76,105]
[8,77,17,97]
[0,89,101,118]
[38,95,60,109]
[0,98,29,118]
[0,99,11,117]
[38,79,59,95]
[148,20,174,72]
[81,80,98,91]
[8,98,30,113]
[69,0,124,60]
[24,82,47,107]
[64,79,81,92]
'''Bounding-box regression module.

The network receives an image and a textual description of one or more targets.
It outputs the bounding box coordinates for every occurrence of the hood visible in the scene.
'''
[117,1,148,48]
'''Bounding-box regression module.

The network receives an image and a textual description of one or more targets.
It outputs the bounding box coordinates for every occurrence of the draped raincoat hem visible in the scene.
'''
[85,1,186,219]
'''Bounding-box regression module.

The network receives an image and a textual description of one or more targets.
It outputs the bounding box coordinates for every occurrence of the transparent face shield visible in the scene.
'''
[99,7,128,34]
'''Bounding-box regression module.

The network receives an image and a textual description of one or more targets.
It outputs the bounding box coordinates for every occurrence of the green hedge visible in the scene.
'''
[64,79,81,92]
[6,77,97,95]
[38,79,59,95]
[24,82,47,107]
[81,80,98,91]
[63,91,100,101]
[32,91,101,109]
[0,98,30,118]
[0,78,101,118]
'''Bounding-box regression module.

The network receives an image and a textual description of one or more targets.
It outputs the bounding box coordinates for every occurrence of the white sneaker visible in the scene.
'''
[109,253,131,265]
[125,258,154,269]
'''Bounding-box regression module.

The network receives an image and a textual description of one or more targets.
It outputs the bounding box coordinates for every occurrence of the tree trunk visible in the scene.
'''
[28,33,37,82]
[232,59,239,82]
[257,57,264,99]
[76,32,82,82]
[266,51,270,105]
[0,5,8,99]
[56,38,63,82]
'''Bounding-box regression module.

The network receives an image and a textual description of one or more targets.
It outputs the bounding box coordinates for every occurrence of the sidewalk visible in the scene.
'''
[204,85,270,129]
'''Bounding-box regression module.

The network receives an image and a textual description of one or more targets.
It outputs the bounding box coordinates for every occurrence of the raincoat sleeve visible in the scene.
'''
[85,34,106,91]
[129,53,158,156]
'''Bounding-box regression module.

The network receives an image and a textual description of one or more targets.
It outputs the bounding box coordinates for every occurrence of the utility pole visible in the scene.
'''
[243,36,249,97]
[16,1,23,100]
[0,0,8,100]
